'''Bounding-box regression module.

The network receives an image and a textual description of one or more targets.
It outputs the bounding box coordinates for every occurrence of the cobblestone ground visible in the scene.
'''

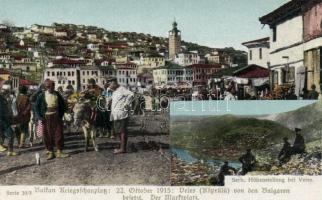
[0,112,170,185]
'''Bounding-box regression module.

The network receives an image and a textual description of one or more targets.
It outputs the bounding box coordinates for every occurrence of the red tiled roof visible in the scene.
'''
[0,68,10,74]
[234,65,269,78]
[53,58,85,65]
[19,79,37,86]
[186,64,222,69]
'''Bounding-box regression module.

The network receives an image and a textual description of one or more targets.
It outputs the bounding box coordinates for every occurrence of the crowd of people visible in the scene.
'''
[0,77,135,159]
[214,128,306,186]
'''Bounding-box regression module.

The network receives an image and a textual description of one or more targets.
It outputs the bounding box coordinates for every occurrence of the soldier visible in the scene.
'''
[238,149,256,175]
[215,161,236,186]
[292,128,305,155]
[278,137,292,165]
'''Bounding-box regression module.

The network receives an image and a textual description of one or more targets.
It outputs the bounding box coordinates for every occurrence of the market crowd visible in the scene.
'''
[0,77,138,159]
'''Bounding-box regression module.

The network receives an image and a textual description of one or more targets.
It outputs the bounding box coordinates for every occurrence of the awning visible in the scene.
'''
[233,77,249,84]
[251,77,269,86]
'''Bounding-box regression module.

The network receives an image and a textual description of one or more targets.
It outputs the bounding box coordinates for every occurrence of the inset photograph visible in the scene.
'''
[170,101,322,186]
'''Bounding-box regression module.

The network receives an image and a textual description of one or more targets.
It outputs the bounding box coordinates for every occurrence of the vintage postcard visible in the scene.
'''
[0,0,322,199]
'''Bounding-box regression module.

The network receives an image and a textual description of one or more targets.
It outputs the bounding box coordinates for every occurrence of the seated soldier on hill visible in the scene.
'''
[292,128,305,155]
[239,149,256,175]
[278,137,292,165]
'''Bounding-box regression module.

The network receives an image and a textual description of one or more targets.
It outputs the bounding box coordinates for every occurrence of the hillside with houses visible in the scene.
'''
[0,21,247,95]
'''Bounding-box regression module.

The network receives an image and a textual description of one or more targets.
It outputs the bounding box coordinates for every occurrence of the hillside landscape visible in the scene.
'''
[171,101,321,184]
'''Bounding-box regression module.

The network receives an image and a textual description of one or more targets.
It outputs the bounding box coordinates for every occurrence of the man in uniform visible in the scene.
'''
[35,79,68,160]
[107,77,134,154]
[213,161,236,186]
[292,128,305,155]
[238,149,256,175]
[278,137,292,165]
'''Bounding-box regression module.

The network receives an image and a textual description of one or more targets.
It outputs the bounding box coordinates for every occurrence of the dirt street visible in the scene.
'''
[0,113,170,185]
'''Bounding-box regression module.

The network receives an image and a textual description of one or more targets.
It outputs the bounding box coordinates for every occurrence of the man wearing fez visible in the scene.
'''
[35,79,68,160]
[107,77,134,154]
[0,77,17,156]
[292,128,305,155]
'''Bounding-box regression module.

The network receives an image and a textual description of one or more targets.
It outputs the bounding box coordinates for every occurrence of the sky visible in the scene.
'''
[170,101,317,116]
[0,0,287,50]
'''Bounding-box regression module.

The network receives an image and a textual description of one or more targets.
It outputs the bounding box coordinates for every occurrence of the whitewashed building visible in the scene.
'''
[44,66,80,91]
[152,63,192,86]
[242,37,270,68]
[174,51,205,66]
[260,0,304,96]
[115,62,138,90]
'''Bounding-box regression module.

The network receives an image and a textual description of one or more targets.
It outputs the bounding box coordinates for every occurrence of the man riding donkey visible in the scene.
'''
[35,79,69,160]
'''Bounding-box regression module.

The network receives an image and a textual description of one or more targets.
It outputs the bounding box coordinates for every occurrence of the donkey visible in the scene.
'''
[73,98,99,152]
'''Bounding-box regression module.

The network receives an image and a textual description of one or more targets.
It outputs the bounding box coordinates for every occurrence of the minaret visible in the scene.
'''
[168,21,181,59]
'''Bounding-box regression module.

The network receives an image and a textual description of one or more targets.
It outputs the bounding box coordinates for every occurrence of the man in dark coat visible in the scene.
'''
[35,79,68,160]
[215,161,236,186]
[14,85,31,148]
[278,137,292,165]
[308,84,319,100]
[0,77,17,156]
[292,128,305,155]
[239,149,256,175]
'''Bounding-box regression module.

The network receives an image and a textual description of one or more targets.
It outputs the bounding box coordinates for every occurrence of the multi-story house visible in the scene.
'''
[260,0,304,96]
[0,53,12,69]
[137,53,165,73]
[12,55,40,73]
[115,62,138,90]
[186,64,222,86]
[44,66,80,91]
[152,63,192,86]
[44,58,86,91]
[260,0,322,96]
[303,0,322,93]
[205,49,233,67]
[173,51,205,66]
[80,66,104,90]
[242,37,270,68]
